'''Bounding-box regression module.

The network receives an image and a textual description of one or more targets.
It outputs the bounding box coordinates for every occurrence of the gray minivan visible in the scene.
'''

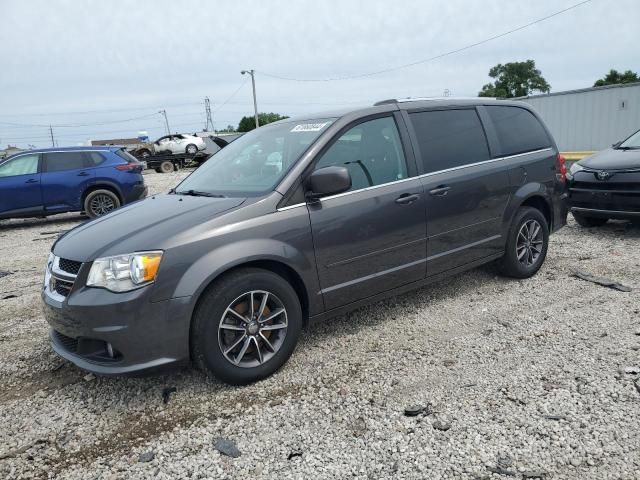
[43,98,568,384]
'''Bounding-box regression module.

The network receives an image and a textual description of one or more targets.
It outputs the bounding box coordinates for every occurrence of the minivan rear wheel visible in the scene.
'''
[84,189,120,218]
[572,212,608,227]
[191,268,302,385]
[498,206,549,278]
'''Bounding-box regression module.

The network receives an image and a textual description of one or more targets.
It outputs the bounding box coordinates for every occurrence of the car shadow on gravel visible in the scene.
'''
[0,214,85,231]
[569,219,640,238]
[303,263,502,342]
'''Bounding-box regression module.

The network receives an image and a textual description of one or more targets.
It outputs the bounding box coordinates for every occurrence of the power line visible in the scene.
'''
[0,112,160,129]
[212,79,249,113]
[256,0,593,82]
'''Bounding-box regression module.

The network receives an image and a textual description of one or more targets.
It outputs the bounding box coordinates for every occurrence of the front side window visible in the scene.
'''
[175,118,334,196]
[619,128,640,149]
[314,116,408,192]
[409,109,490,173]
[44,152,86,172]
[0,154,39,177]
[485,106,551,156]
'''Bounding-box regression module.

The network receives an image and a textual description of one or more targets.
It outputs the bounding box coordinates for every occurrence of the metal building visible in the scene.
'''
[514,82,640,152]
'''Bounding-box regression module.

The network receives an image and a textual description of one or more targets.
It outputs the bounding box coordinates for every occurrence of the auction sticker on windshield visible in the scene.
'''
[290,122,330,132]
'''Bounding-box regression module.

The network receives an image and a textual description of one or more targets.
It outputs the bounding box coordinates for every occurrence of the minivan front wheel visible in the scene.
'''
[191,268,302,385]
[84,189,121,218]
[499,206,549,278]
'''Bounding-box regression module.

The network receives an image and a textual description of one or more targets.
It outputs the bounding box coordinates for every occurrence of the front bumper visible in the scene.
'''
[42,277,192,375]
[568,169,640,219]
[570,206,640,220]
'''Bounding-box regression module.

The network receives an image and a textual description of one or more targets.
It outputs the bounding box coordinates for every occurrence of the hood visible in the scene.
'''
[580,148,640,171]
[53,194,246,261]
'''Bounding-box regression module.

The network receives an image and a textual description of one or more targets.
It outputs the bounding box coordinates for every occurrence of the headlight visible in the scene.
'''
[569,162,584,176]
[87,251,163,292]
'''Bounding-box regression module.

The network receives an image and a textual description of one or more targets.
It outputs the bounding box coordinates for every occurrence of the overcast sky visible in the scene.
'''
[0,0,638,148]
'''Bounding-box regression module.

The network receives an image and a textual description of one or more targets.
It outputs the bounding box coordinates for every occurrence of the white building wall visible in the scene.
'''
[514,83,640,151]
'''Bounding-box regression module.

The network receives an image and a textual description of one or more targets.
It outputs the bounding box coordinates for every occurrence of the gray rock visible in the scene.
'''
[213,437,241,458]
[432,420,451,431]
[522,471,546,479]
[138,451,155,463]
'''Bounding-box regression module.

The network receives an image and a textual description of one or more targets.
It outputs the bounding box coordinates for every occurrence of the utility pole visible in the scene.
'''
[49,125,55,147]
[241,69,259,129]
[204,97,214,133]
[159,109,171,134]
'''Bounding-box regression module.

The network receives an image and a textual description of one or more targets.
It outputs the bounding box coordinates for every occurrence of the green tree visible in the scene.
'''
[478,60,551,98]
[238,112,289,132]
[217,124,236,133]
[593,69,639,87]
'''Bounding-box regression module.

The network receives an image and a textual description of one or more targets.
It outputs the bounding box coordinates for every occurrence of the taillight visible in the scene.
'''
[115,163,139,172]
[556,153,567,183]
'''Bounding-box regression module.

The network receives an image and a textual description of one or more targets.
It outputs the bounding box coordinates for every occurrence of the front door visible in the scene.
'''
[406,107,510,276]
[0,153,42,216]
[307,115,427,311]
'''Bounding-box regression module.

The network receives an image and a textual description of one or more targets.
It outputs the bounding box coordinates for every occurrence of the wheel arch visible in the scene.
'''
[192,260,310,327]
[506,183,554,231]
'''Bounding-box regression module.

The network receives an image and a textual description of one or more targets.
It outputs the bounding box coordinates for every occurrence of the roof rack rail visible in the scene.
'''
[373,99,398,106]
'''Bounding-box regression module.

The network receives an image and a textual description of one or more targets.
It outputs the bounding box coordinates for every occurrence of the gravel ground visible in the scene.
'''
[0,169,639,480]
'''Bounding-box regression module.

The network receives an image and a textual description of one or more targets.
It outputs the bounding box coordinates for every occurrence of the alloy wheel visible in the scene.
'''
[89,194,116,216]
[218,290,288,368]
[516,219,543,267]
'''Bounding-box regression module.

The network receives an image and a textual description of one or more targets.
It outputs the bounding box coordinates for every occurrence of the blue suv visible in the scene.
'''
[0,146,147,219]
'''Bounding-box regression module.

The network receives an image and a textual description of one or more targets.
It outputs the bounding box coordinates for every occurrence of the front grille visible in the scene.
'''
[53,277,74,297]
[52,330,78,353]
[58,258,82,275]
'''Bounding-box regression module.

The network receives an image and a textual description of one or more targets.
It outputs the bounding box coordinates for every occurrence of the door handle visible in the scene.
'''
[25,178,38,184]
[77,171,90,177]
[429,185,451,196]
[395,193,420,205]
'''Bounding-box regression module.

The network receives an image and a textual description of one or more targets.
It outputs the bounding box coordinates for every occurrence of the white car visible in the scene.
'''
[154,134,206,155]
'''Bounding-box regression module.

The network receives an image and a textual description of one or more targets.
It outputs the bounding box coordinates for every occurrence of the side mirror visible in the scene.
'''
[612,141,621,148]
[306,166,352,200]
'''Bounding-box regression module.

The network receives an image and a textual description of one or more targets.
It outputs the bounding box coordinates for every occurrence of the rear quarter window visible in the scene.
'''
[86,152,106,166]
[485,106,551,156]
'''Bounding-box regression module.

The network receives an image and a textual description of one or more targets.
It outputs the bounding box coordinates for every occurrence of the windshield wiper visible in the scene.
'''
[616,146,640,151]
[174,189,225,198]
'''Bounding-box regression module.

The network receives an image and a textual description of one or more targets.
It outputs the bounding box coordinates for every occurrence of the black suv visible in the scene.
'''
[568,127,640,226]
[42,98,568,384]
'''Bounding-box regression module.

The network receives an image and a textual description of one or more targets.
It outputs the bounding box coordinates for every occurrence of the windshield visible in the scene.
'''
[618,129,640,149]
[175,119,334,196]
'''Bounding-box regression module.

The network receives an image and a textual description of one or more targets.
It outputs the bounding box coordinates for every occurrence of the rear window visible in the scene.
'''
[114,149,139,163]
[409,109,490,173]
[43,152,86,172]
[485,106,551,156]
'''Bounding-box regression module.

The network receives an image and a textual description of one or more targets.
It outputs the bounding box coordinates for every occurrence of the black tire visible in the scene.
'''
[84,189,121,218]
[159,160,173,174]
[572,212,608,227]
[186,144,198,155]
[191,268,302,385]
[498,206,549,279]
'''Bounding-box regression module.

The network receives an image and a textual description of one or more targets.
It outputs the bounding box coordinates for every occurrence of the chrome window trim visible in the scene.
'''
[276,147,553,210]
